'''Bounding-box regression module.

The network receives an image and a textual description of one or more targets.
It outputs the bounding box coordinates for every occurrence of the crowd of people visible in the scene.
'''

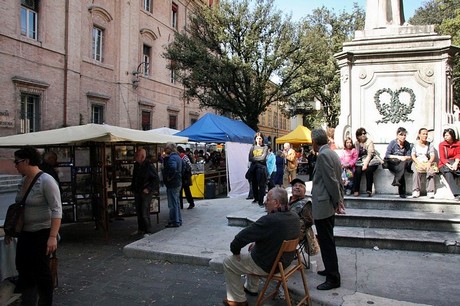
[333,126,460,199]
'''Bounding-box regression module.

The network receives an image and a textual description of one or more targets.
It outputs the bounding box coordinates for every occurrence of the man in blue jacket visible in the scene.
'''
[162,142,182,228]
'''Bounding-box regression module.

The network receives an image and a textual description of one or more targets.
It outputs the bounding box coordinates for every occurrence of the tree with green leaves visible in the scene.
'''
[164,0,312,131]
[281,5,365,128]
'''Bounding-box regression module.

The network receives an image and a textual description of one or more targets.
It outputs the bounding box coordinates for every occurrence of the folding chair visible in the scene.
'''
[297,237,311,269]
[254,238,311,306]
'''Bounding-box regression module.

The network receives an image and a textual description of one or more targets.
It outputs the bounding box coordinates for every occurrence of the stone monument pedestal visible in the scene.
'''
[334,25,459,195]
[334,25,459,148]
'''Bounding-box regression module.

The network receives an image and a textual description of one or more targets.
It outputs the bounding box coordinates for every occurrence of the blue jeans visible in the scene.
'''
[167,185,182,225]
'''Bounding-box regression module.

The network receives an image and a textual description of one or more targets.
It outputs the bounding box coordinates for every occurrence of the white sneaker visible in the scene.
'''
[412,191,420,198]
[427,192,435,199]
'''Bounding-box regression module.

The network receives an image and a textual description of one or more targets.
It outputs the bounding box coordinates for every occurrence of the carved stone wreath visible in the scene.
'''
[374,87,416,124]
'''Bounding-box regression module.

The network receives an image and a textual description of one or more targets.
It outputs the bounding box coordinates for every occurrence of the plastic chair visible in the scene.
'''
[254,238,311,306]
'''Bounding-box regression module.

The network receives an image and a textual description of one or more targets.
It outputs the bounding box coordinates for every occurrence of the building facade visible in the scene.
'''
[0,0,290,164]
[0,0,220,138]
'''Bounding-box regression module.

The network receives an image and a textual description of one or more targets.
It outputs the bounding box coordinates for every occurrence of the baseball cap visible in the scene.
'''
[290,178,306,186]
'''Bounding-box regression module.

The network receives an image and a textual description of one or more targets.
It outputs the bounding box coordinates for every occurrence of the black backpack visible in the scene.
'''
[182,156,192,185]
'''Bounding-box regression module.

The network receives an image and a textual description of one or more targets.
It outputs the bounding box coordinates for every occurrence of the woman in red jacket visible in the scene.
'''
[438,128,460,199]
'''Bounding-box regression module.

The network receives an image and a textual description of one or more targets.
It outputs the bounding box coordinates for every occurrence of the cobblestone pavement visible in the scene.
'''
[37,206,288,306]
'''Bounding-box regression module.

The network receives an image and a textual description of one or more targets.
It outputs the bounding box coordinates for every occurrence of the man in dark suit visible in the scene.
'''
[311,129,344,290]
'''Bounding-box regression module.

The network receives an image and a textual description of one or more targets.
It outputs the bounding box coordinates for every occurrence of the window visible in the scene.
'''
[170,61,176,83]
[20,0,38,39]
[143,45,151,76]
[91,104,104,124]
[141,110,151,130]
[190,117,198,125]
[169,114,177,129]
[268,111,272,127]
[273,111,278,128]
[171,2,178,29]
[143,0,152,13]
[92,26,103,62]
[20,93,40,133]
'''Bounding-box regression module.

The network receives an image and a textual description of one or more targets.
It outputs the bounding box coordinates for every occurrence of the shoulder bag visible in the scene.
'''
[3,172,43,237]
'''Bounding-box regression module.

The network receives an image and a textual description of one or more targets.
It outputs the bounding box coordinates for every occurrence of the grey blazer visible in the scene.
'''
[311,145,344,220]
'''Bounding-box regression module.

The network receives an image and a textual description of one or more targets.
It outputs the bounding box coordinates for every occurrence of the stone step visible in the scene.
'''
[344,194,460,214]
[334,226,460,254]
[336,208,460,232]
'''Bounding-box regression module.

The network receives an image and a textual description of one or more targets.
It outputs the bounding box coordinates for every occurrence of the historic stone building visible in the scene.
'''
[0,0,221,137]
[0,0,290,159]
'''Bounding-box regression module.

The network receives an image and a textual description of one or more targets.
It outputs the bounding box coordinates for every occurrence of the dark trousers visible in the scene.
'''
[134,191,153,233]
[440,165,460,196]
[387,160,408,195]
[16,229,53,306]
[315,215,340,283]
[180,184,195,207]
[352,165,378,193]
[267,172,275,191]
[251,164,267,206]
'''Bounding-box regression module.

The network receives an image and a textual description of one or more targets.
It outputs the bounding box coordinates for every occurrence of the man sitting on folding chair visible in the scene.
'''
[288,178,318,269]
[222,187,300,306]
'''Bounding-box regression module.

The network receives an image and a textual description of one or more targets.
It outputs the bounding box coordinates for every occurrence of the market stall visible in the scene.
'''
[276,125,312,144]
[0,124,188,236]
[175,113,255,198]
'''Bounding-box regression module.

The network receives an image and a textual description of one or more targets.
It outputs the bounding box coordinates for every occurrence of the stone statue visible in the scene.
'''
[365,0,405,30]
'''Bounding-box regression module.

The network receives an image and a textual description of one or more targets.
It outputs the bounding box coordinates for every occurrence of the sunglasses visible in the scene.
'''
[360,132,367,136]
[14,159,25,165]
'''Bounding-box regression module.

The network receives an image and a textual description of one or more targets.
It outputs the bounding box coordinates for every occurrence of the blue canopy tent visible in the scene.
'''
[175,114,256,198]
[175,113,255,143]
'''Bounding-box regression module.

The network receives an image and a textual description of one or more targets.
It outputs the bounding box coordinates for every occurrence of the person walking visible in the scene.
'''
[177,146,195,209]
[5,146,62,306]
[131,148,160,236]
[311,129,343,291]
[162,142,183,227]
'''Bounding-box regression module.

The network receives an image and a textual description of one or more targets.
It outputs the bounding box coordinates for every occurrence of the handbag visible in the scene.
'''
[50,252,58,288]
[415,162,438,174]
[3,172,43,237]
[305,227,320,256]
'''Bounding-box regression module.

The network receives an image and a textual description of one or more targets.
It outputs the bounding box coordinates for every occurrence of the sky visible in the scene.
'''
[272,0,426,21]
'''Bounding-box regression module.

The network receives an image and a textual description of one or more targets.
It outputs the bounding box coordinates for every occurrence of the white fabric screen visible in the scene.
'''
[226,142,252,198]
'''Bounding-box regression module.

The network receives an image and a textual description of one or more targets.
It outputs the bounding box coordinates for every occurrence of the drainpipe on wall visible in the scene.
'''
[63,0,69,126]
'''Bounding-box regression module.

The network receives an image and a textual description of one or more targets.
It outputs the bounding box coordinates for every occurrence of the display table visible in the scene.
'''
[0,236,17,281]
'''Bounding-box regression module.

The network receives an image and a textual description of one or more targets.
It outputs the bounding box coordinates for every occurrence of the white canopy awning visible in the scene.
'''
[0,124,188,146]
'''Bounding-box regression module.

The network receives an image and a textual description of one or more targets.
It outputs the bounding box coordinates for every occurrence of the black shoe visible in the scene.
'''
[165,223,180,228]
[400,194,407,198]
[246,197,253,200]
[251,200,258,204]
[187,204,195,209]
[317,270,327,276]
[317,281,340,290]
[243,287,258,297]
